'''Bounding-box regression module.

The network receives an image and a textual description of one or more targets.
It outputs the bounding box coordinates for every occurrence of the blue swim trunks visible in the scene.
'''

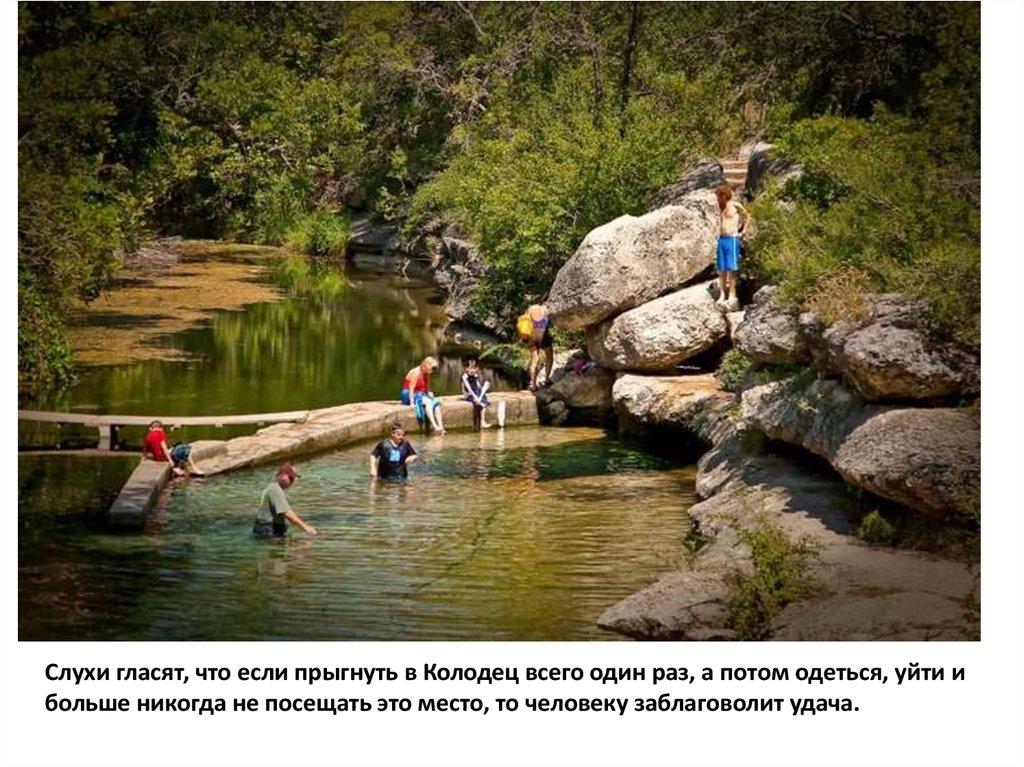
[400,390,438,423]
[716,235,741,272]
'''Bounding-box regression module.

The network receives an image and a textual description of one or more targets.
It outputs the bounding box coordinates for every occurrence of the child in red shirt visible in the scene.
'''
[142,420,204,476]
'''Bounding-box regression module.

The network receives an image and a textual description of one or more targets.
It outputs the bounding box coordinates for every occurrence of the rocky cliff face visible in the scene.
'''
[542,155,980,641]
[742,377,979,515]
[599,376,978,641]
[799,295,980,402]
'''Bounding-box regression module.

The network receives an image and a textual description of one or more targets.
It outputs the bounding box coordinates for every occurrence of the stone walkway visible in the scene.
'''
[110,392,539,529]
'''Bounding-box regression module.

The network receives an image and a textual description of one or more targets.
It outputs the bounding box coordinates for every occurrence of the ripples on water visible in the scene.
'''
[19,427,695,640]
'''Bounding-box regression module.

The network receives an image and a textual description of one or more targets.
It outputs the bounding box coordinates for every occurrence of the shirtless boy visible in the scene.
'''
[714,184,750,305]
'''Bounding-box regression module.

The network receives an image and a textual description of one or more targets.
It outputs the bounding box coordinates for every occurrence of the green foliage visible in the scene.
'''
[18,2,979,393]
[479,343,530,374]
[749,110,979,346]
[857,510,898,546]
[716,349,752,392]
[271,255,349,299]
[287,212,351,259]
[18,286,75,395]
[411,64,734,329]
[18,165,125,394]
[726,522,819,640]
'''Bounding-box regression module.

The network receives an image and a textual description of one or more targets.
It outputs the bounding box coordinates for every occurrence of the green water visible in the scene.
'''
[22,246,515,449]
[32,267,511,417]
[19,427,695,640]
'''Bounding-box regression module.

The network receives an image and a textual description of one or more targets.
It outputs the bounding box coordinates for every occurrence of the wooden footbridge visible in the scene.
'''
[18,408,312,450]
[20,393,540,530]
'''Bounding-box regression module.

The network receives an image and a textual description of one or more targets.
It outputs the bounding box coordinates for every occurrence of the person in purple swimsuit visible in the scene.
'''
[525,302,553,392]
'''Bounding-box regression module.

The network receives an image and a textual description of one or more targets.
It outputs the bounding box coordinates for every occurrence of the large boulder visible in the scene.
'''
[535,361,616,425]
[742,377,980,515]
[586,282,728,371]
[548,190,718,331]
[612,373,735,445]
[646,158,725,211]
[799,295,980,402]
[347,216,401,256]
[733,286,809,364]
[745,141,803,195]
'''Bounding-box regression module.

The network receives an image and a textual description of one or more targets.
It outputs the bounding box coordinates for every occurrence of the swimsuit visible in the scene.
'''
[527,314,553,350]
[716,235,741,273]
[400,373,439,423]
[461,371,490,408]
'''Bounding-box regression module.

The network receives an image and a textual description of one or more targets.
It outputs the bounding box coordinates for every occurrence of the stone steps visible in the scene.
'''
[718,156,748,191]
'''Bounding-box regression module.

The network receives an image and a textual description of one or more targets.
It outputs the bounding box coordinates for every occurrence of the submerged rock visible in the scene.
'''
[586,282,728,371]
[548,190,718,331]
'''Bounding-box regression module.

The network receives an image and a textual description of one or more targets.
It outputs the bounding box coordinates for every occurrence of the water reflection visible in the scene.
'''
[32,250,515,420]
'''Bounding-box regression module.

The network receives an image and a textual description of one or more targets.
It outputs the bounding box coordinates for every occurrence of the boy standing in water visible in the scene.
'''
[370,422,419,480]
[714,184,750,306]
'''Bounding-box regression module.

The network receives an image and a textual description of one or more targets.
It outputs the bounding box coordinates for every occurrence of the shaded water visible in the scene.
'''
[34,252,512,418]
[19,427,695,641]
[22,242,515,449]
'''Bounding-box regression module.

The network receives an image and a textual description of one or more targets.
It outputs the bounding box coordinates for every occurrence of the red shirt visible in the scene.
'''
[144,429,168,461]
[402,372,429,394]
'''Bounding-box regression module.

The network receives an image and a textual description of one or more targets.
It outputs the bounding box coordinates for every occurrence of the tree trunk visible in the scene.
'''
[618,2,641,136]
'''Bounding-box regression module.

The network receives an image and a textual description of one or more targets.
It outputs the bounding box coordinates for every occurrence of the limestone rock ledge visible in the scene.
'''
[800,295,980,402]
[598,375,977,641]
[741,377,980,515]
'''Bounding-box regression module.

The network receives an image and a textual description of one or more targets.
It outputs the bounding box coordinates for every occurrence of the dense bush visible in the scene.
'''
[716,349,753,393]
[287,212,351,259]
[749,111,979,345]
[726,522,818,640]
[410,66,735,328]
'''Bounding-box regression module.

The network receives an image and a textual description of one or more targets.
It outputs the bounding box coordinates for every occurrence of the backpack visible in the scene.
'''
[516,313,534,340]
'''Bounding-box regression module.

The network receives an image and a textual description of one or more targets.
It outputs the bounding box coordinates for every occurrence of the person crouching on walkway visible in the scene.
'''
[714,184,750,306]
[370,422,418,481]
[461,357,491,429]
[400,356,446,434]
[252,462,317,538]
[142,420,204,477]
